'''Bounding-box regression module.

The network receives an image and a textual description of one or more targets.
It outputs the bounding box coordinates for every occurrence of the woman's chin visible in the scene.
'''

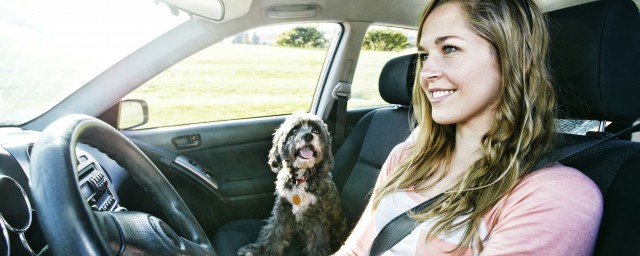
[430,113,458,125]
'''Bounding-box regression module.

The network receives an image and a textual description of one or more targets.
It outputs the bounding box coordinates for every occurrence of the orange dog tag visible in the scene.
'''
[293,194,301,205]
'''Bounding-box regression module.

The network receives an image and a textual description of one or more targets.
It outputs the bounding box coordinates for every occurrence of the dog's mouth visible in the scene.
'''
[290,176,307,185]
[296,145,316,160]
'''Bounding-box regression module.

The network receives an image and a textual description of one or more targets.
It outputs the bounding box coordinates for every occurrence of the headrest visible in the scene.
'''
[378,53,418,105]
[548,1,640,122]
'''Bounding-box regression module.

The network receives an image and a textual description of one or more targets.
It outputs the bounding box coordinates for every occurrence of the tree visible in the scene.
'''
[362,29,410,51]
[251,32,261,45]
[275,27,327,48]
[241,33,251,44]
[231,32,246,44]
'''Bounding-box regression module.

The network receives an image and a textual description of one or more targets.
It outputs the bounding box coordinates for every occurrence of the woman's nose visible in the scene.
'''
[420,56,442,82]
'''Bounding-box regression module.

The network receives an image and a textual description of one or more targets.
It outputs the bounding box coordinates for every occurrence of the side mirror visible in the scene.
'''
[119,99,149,130]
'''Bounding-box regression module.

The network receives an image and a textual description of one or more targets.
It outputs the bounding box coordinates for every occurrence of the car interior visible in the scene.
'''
[0,0,638,255]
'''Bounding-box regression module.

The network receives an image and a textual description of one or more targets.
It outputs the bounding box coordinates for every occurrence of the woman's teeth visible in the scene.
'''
[432,90,455,99]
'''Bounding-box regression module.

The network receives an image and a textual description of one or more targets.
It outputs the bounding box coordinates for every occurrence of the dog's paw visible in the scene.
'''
[237,244,261,256]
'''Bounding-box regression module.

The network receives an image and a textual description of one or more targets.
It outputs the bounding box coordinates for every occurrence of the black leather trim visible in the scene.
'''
[379,54,418,105]
[332,111,374,193]
[593,153,640,256]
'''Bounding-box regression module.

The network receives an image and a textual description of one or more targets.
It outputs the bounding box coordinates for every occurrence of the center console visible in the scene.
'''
[77,151,119,211]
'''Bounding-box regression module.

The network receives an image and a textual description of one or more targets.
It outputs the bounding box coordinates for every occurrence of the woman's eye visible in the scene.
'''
[419,53,429,63]
[443,45,458,54]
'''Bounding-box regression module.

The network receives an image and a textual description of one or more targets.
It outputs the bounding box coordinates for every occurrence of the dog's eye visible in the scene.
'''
[291,128,298,134]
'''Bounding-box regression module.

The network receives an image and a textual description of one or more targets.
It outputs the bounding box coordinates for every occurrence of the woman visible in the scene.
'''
[335,0,602,255]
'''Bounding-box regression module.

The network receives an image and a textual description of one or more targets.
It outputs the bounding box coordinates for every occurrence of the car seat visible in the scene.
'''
[546,1,640,255]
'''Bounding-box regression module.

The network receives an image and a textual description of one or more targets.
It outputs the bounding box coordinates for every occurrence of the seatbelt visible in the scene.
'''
[369,122,640,256]
[332,82,351,149]
[534,122,640,170]
[369,193,443,256]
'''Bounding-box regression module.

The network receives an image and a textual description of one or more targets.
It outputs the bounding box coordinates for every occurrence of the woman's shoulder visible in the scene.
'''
[497,163,603,215]
[389,140,412,156]
[519,163,600,193]
[481,164,604,255]
[384,139,412,161]
[378,141,415,180]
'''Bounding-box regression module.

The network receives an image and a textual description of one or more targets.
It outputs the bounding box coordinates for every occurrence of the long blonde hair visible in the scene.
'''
[372,0,556,252]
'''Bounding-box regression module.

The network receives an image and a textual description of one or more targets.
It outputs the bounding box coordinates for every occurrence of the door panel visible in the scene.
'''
[121,116,285,235]
[119,107,380,236]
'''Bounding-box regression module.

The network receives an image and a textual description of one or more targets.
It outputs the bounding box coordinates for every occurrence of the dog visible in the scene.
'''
[238,112,347,256]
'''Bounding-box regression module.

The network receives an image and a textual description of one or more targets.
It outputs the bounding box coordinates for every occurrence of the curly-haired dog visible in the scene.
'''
[238,113,347,256]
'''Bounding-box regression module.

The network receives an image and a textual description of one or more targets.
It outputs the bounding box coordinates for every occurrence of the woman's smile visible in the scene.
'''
[430,89,457,101]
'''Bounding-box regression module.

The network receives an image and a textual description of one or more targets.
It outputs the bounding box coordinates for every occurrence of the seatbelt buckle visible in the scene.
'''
[332,82,352,100]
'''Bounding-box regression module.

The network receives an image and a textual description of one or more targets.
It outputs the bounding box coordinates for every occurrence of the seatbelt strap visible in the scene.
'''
[534,122,640,170]
[332,82,351,149]
[369,193,443,256]
[369,122,640,256]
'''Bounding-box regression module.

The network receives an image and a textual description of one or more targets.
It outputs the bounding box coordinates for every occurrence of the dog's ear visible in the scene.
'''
[320,121,334,163]
[268,145,282,173]
[268,122,287,173]
[322,122,332,148]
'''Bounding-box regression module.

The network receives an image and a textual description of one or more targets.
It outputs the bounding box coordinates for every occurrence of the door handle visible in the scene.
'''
[172,134,201,149]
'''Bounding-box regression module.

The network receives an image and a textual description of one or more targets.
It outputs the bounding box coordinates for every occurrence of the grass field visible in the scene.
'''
[125,44,413,129]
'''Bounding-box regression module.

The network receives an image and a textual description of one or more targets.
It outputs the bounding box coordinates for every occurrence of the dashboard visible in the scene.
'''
[0,128,129,256]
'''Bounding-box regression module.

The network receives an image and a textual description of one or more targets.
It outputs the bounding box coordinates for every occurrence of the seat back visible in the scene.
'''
[332,54,417,227]
[546,1,640,255]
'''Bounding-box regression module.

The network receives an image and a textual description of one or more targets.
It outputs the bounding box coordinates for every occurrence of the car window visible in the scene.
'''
[349,26,417,109]
[121,23,341,129]
[0,0,187,126]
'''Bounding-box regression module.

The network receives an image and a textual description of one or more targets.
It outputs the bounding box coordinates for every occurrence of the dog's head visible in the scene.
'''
[268,113,332,173]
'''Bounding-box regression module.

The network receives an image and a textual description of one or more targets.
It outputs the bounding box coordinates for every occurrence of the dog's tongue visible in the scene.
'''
[299,146,314,159]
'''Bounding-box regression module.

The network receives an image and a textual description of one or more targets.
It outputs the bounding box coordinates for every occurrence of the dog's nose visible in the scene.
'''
[303,133,313,142]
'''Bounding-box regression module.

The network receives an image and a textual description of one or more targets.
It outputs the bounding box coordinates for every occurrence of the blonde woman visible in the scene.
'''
[335,0,602,255]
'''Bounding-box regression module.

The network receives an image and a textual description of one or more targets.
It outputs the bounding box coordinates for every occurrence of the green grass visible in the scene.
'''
[125,44,413,129]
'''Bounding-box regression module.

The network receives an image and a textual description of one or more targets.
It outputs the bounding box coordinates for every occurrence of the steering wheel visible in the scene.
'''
[29,115,216,255]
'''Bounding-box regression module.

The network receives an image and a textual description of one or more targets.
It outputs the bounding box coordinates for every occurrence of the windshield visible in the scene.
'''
[0,0,188,126]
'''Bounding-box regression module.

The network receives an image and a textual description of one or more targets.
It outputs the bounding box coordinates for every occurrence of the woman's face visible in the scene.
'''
[419,3,501,128]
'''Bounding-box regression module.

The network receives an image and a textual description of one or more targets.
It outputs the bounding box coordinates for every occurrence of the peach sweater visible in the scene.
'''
[335,142,603,255]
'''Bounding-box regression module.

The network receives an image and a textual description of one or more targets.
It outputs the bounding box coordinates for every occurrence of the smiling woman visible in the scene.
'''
[0,0,187,126]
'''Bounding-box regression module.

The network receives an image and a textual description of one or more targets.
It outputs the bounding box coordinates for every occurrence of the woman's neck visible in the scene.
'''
[447,119,491,178]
